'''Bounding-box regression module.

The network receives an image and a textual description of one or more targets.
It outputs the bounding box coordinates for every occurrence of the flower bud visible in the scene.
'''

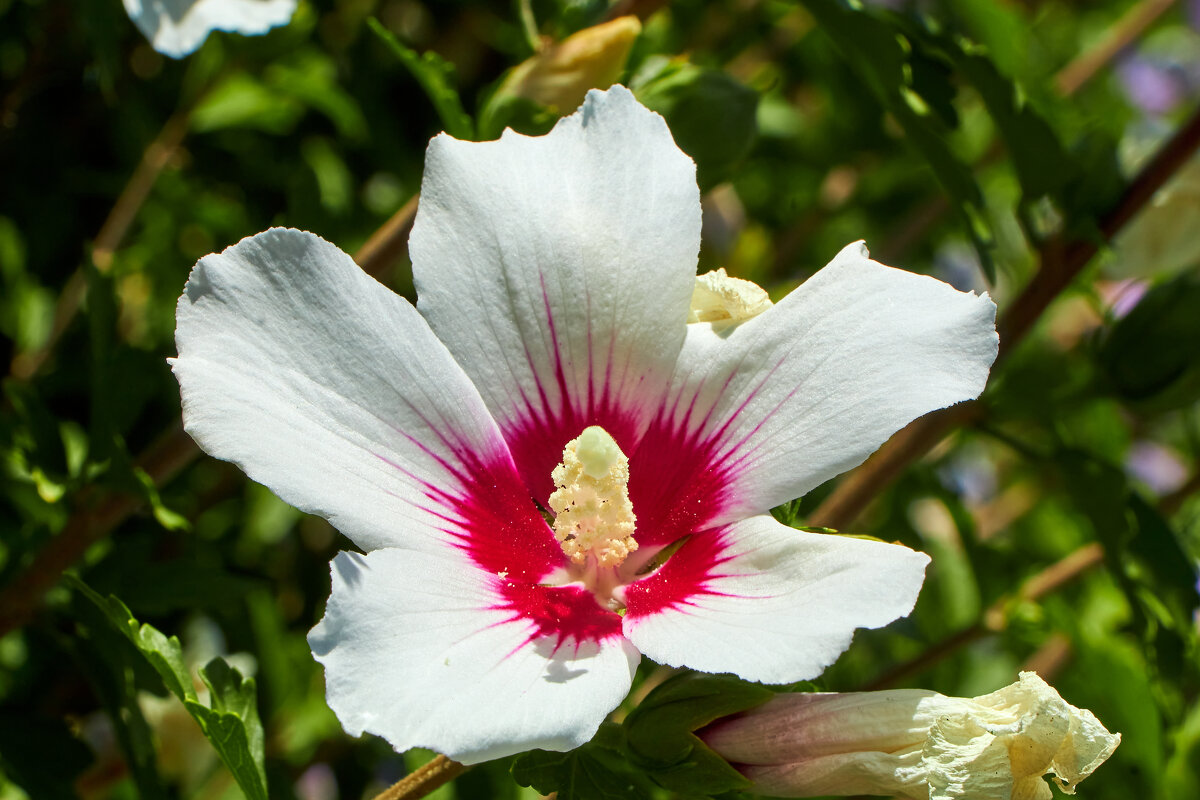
[701,672,1120,799]
[499,16,641,113]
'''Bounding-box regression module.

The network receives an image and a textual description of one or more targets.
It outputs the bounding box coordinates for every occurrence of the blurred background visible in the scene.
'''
[1,0,1199,797]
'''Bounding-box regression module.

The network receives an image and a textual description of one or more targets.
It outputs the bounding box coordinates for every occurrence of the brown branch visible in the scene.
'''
[862,542,1105,690]
[357,194,420,280]
[0,199,422,637]
[372,755,466,800]
[1159,469,1200,515]
[1054,0,1178,97]
[10,108,193,380]
[879,0,1175,274]
[810,106,1200,532]
[854,418,1193,690]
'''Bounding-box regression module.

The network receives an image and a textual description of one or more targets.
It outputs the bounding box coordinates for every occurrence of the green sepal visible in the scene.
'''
[623,672,773,794]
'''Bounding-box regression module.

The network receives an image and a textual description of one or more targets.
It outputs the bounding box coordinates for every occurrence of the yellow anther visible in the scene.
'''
[688,268,773,326]
[548,426,637,566]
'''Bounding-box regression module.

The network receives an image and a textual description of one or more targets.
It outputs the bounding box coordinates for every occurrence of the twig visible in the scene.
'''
[356,194,420,280]
[1160,469,1200,515]
[371,755,466,800]
[1054,0,1178,96]
[810,106,1200,532]
[9,108,193,380]
[0,199,422,636]
[1019,633,1073,680]
[862,542,1105,690]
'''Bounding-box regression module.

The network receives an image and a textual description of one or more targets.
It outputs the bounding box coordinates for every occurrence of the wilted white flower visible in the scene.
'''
[704,671,1121,799]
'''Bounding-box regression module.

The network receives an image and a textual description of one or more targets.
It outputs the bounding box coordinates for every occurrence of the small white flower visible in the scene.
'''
[172,87,998,764]
[122,0,297,59]
[704,671,1121,799]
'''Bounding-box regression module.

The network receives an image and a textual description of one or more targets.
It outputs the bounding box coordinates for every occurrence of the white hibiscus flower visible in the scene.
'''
[171,87,998,764]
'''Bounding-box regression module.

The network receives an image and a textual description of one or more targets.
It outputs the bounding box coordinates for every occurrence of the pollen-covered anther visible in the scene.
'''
[548,426,637,566]
[688,267,773,325]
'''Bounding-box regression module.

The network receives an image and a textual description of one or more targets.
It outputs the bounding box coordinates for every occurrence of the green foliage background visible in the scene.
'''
[1,0,1199,798]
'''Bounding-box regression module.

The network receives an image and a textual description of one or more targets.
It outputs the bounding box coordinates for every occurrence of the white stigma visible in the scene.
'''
[688,268,773,326]
[548,426,637,567]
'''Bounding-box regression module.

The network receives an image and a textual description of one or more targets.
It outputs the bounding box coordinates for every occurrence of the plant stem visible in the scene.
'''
[810,105,1200,532]
[9,108,193,380]
[860,460,1190,691]
[372,755,466,800]
[1054,0,1178,96]
[356,194,421,279]
[862,542,1105,690]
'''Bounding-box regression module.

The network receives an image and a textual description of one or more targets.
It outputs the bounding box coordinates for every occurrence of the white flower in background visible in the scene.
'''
[703,671,1121,799]
[172,87,998,764]
[122,0,297,59]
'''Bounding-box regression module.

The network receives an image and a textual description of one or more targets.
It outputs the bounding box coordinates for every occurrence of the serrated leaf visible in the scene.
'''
[71,579,196,702]
[368,17,474,140]
[186,662,268,800]
[67,586,171,800]
[68,578,269,800]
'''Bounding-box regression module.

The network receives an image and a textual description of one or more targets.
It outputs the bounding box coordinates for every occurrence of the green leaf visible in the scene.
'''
[368,17,474,140]
[512,743,651,800]
[184,659,268,799]
[266,50,370,142]
[635,65,759,192]
[68,577,269,800]
[934,38,1071,201]
[190,73,306,135]
[1098,274,1200,412]
[1059,455,1199,683]
[623,672,772,793]
[476,94,559,141]
[66,586,171,800]
[800,0,995,281]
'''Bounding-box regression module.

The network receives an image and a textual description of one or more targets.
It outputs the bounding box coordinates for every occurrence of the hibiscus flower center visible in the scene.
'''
[548,426,638,569]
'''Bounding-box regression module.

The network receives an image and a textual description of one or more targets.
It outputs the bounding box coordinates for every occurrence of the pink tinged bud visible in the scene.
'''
[701,672,1121,799]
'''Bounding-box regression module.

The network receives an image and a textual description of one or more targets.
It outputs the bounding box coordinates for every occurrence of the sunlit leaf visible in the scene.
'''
[69,578,269,800]
[367,17,474,140]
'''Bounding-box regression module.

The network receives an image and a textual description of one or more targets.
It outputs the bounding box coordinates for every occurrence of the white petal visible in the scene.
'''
[622,515,929,684]
[309,549,640,764]
[409,86,701,501]
[646,242,997,523]
[123,0,297,58]
[173,228,556,567]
